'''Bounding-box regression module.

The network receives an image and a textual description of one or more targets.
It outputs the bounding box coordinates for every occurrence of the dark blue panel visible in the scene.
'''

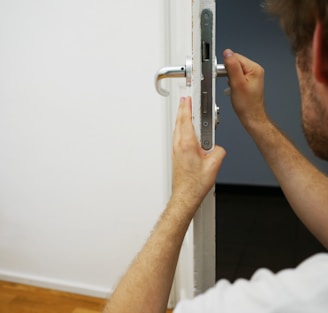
[215,0,328,186]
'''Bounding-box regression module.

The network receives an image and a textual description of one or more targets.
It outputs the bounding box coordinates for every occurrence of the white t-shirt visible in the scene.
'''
[174,253,328,313]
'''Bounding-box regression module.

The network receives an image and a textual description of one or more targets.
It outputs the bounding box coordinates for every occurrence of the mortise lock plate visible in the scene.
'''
[200,9,214,150]
[199,9,228,150]
[155,8,228,150]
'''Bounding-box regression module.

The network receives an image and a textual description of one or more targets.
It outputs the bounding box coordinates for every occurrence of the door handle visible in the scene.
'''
[155,57,192,97]
[155,59,227,97]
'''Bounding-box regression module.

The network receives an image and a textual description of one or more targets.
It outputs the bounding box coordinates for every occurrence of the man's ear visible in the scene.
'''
[312,19,328,85]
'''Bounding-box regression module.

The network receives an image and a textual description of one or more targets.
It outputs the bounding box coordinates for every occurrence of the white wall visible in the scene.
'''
[0,0,169,297]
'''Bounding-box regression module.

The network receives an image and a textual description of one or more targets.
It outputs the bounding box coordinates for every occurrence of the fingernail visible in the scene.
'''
[223,49,234,58]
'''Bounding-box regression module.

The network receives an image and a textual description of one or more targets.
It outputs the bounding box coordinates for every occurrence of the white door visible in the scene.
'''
[156,0,226,307]
[0,0,170,297]
[0,0,224,302]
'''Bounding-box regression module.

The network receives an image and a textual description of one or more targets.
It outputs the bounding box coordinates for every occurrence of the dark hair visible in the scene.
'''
[264,0,328,53]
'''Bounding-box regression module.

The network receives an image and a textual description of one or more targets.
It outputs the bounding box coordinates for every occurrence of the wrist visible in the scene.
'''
[167,192,200,222]
[241,110,272,135]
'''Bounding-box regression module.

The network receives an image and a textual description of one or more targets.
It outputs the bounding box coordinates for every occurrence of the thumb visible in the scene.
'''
[223,49,245,86]
[205,145,226,175]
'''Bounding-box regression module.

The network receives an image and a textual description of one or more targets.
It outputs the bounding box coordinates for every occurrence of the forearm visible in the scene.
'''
[246,117,328,248]
[103,197,195,313]
[103,97,225,313]
[223,49,328,247]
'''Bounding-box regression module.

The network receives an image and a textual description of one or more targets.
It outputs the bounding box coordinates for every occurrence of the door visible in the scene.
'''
[0,0,170,297]
[0,0,223,301]
[156,0,226,307]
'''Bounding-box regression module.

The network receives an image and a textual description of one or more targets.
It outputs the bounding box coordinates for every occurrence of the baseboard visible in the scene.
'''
[0,270,112,299]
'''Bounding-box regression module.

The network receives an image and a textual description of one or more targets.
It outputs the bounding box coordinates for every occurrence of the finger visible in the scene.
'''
[178,96,192,125]
[223,49,258,86]
[175,96,194,137]
[223,49,245,87]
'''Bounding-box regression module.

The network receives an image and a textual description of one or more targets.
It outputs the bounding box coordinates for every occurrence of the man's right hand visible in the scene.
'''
[223,49,328,249]
[223,49,268,130]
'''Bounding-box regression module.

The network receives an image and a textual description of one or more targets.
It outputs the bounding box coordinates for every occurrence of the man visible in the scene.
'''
[104,0,328,312]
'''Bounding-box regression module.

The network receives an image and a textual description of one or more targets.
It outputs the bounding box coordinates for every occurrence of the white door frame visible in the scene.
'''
[162,0,217,307]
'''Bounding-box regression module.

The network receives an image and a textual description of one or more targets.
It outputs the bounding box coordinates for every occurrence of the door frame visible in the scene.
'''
[164,0,217,307]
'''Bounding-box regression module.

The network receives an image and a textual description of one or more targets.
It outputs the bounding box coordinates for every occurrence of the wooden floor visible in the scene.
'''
[0,280,174,313]
[0,280,106,313]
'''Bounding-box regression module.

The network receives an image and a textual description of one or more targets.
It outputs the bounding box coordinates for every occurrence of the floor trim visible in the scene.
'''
[0,270,111,298]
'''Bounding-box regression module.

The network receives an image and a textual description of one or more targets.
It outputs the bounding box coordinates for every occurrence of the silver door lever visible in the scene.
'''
[155,57,227,97]
[155,57,192,97]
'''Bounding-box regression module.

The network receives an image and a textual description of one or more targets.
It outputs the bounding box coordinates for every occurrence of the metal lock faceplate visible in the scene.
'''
[200,9,214,150]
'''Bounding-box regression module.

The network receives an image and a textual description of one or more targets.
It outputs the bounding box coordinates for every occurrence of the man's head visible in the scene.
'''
[265,0,328,160]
